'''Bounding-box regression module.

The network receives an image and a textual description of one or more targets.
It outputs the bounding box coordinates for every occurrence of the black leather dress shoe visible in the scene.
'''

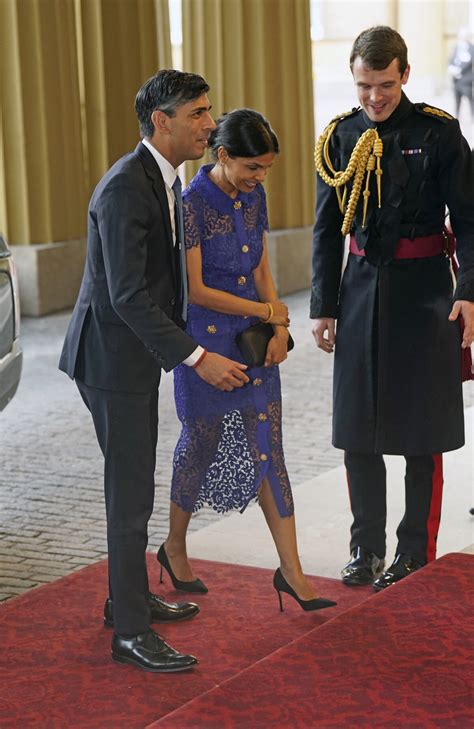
[373,553,423,591]
[341,546,385,586]
[112,628,198,673]
[103,593,199,628]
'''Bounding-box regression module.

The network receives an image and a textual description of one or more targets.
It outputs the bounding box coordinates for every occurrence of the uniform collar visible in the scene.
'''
[362,92,414,132]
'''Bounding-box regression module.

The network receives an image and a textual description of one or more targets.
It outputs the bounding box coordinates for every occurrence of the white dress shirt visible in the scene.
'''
[141,138,203,367]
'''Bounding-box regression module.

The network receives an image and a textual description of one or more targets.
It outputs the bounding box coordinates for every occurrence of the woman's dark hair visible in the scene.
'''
[208,109,279,159]
[350,26,408,76]
[135,69,210,138]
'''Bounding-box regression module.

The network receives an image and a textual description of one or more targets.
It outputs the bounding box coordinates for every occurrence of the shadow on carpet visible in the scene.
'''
[0,555,372,728]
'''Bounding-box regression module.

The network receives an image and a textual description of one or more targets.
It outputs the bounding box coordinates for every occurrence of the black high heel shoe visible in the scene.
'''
[157,543,208,594]
[273,568,337,612]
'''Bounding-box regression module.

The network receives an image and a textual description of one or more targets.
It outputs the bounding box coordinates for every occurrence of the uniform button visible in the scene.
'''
[170,298,175,306]
[241,244,249,253]
[258,412,268,421]
[207,325,217,334]
[233,201,242,210]
[253,378,262,386]
[260,453,268,461]
[238,276,246,285]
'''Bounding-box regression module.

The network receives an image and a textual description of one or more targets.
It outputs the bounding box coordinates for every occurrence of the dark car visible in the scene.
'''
[0,236,22,410]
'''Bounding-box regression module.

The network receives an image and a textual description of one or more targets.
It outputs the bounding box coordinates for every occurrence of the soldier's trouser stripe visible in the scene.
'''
[425,454,444,563]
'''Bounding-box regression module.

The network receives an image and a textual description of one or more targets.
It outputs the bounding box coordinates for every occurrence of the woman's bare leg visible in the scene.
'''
[167,418,221,581]
[163,502,195,581]
[258,478,318,600]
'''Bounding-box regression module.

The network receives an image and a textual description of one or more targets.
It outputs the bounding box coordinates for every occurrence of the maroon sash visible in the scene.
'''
[349,232,473,381]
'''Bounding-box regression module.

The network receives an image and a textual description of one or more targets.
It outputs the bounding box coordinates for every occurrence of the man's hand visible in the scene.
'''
[195,351,249,391]
[311,317,336,353]
[449,300,474,348]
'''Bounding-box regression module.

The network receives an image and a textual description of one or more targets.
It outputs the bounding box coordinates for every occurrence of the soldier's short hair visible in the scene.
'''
[350,26,408,76]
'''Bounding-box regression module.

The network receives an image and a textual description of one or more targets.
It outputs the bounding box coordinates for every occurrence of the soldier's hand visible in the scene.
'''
[311,317,336,353]
[449,300,474,348]
[195,351,249,391]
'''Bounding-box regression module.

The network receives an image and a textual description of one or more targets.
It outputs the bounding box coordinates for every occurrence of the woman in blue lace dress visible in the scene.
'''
[158,110,336,612]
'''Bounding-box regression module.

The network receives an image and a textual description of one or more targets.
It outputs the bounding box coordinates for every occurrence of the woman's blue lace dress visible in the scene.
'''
[171,165,293,518]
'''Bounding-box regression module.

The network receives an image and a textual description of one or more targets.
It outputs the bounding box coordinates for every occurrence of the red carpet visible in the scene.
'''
[0,554,370,728]
[154,553,474,729]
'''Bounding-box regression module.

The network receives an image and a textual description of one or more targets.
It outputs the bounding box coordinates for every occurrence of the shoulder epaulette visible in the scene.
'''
[329,107,361,124]
[415,103,454,122]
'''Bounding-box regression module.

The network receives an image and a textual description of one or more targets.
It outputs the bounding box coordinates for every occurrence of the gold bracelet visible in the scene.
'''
[261,302,274,323]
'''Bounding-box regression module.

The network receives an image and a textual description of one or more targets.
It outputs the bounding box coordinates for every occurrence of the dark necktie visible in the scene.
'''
[172,176,188,321]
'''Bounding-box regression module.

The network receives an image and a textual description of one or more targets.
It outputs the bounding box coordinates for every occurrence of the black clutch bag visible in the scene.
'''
[235,322,294,368]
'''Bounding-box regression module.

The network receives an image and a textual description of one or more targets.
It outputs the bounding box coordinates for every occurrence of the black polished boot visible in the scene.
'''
[104,592,199,628]
[112,629,197,672]
[373,553,423,591]
[341,546,385,586]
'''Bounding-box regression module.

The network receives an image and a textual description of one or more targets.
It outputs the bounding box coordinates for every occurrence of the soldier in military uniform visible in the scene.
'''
[311,26,474,590]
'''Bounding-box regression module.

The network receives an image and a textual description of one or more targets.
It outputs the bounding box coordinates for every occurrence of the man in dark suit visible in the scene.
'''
[59,70,249,672]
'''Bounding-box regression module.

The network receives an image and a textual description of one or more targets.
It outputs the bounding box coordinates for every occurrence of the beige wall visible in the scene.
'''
[313,0,472,90]
[312,0,473,139]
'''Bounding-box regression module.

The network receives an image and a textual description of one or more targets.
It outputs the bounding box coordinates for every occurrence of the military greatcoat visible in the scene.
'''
[311,92,474,455]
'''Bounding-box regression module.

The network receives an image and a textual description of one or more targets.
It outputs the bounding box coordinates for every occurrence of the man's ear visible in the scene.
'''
[401,64,410,85]
[151,109,170,134]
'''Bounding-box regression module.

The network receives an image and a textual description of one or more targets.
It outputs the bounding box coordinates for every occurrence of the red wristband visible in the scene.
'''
[192,349,208,368]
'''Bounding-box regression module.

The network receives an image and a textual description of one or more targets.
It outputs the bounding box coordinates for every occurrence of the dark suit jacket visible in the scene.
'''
[59,142,196,393]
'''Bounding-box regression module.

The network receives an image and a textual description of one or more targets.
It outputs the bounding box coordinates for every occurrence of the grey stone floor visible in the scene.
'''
[0,289,344,601]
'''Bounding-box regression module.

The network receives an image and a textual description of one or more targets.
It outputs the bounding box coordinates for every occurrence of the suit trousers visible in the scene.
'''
[76,379,160,635]
[345,451,444,565]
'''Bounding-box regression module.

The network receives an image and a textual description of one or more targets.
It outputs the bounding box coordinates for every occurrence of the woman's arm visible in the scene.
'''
[253,233,289,342]
[253,233,291,366]
[186,243,289,325]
